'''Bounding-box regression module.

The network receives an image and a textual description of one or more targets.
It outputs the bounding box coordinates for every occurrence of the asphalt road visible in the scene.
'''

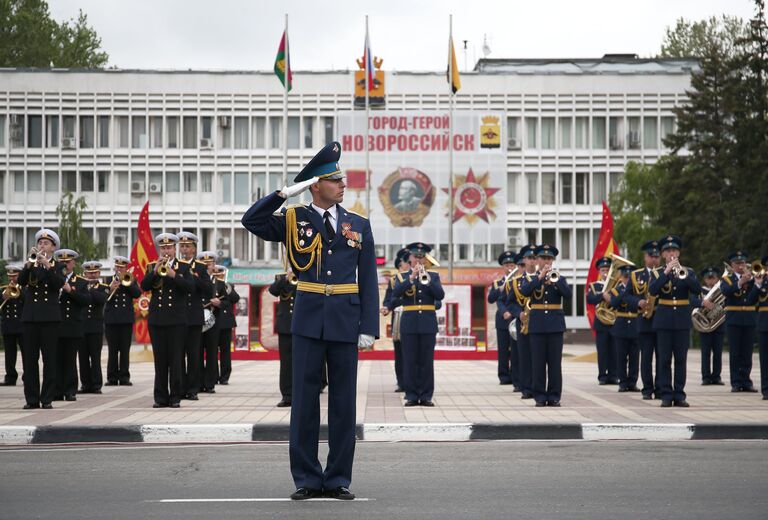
[1,441,766,520]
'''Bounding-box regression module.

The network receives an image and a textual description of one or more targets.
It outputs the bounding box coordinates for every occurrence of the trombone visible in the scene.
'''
[107,271,134,301]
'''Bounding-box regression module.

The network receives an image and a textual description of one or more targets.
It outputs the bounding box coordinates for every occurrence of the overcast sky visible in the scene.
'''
[48,0,756,72]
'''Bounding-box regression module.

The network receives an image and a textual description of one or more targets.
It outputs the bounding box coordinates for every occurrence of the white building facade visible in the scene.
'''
[0,57,695,330]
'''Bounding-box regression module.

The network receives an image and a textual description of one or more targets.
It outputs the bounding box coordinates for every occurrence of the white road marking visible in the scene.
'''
[152,498,373,503]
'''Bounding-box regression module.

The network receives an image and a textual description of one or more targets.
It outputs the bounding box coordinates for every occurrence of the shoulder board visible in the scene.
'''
[396,273,404,283]
[70,275,79,282]
[588,282,598,292]
[610,288,619,296]
[721,273,732,285]
[631,268,644,274]
[99,283,109,288]
[285,203,304,210]
[651,269,661,279]
[389,277,396,289]
[177,258,191,265]
[344,209,367,220]
[427,269,438,274]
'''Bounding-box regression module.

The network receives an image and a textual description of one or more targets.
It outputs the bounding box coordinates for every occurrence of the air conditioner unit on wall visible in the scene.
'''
[200,137,213,149]
[114,234,127,246]
[61,137,77,149]
[219,116,231,128]
[508,137,521,149]
[149,182,162,193]
[131,180,145,193]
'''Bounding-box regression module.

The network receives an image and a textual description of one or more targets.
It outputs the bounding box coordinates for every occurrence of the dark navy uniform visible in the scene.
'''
[586,257,618,385]
[196,251,219,393]
[648,235,701,406]
[698,266,725,385]
[80,269,109,393]
[487,250,519,388]
[382,248,410,392]
[756,256,768,399]
[520,244,572,406]
[140,246,194,408]
[1,269,24,386]
[212,270,239,385]
[609,274,640,391]
[56,266,91,401]
[720,251,760,392]
[270,273,297,404]
[393,244,445,406]
[242,141,379,496]
[506,246,536,399]
[628,246,662,399]
[181,252,213,400]
[104,257,141,385]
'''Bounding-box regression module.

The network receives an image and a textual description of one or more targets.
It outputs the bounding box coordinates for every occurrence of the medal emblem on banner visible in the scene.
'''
[344,169,368,217]
[480,115,501,149]
[378,166,435,227]
[443,167,500,225]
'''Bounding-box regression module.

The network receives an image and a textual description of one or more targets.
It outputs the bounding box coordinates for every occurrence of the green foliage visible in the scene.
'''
[660,15,747,59]
[0,258,7,285]
[0,0,108,68]
[55,192,107,271]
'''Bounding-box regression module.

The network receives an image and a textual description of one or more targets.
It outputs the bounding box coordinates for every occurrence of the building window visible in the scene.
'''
[115,116,129,147]
[62,115,76,140]
[252,172,267,200]
[627,116,641,149]
[132,116,147,148]
[28,115,43,148]
[234,117,249,149]
[149,172,162,192]
[80,171,94,192]
[303,116,314,148]
[525,117,537,149]
[541,117,555,149]
[507,116,520,149]
[609,117,623,150]
[561,171,573,204]
[526,229,537,245]
[97,116,110,148]
[183,171,197,192]
[610,171,624,193]
[542,228,556,245]
[560,228,572,260]
[541,172,556,204]
[62,171,77,193]
[46,115,59,147]
[183,116,197,148]
[270,117,282,149]
[252,117,266,148]
[166,171,180,192]
[458,244,469,261]
[559,117,572,148]
[575,117,588,149]
[220,173,231,203]
[592,172,606,204]
[117,171,128,193]
[592,117,606,149]
[13,171,24,192]
[643,116,658,149]
[80,116,94,148]
[507,228,521,249]
[234,172,249,204]
[287,116,300,149]
[507,172,518,204]
[576,229,589,260]
[167,116,179,148]
[660,116,675,145]
[219,117,231,148]
[323,117,334,144]
[0,172,4,203]
[98,171,109,192]
[526,172,538,204]
[473,243,486,262]
[9,114,24,148]
[575,172,589,204]
[149,116,163,148]
[0,115,5,147]
[201,172,213,192]
[45,171,58,192]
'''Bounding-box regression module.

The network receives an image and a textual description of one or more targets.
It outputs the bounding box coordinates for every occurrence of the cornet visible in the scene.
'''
[751,260,765,278]
[669,257,688,279]
[157,256,172,277]
[542,264,560,283]
[417,264,431,285]
[27,247,39,264]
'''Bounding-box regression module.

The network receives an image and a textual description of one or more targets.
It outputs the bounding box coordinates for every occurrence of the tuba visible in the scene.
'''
[691,283,727,333]
[595,254,636,326]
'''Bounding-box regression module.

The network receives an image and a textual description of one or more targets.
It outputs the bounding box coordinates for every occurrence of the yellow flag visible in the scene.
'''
[447,36,461,94]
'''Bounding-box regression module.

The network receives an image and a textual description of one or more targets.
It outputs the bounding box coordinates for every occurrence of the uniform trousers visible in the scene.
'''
[726,325,755,390]
[638,331,658,398]
[400,333,436,402]
[79,332,104,392]
[759,331,768,398]
[105,323,133,384]
[201,327,219,391]
[613,336,639,389]
[700,330,724,383]
[22,323,58,406]
[148,324,185,406]
[496,326,519,386]
[56,336,81,398]
[278,333,293,401]
[393,339,403,389]
[594,329,616,383]
[289,335,357,491]
[530,332,563,403]
[2,333,22,384]
[656,329,689,402]
[217,328,233,383]
[517,332,533,397]
[182,325,202,397]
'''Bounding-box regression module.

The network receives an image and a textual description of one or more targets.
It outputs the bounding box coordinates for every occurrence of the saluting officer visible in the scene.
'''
[54,249,91,402]
[721,250,761,393]
[80,261,109,394]
[269,268,298,407]
[698,266,726,385]
[629,240,662,400]
[756,254,768,400]
[141,233,194,408]
[104,256,141,386]
[508,245,537,399]
[520,244,572,407]
[197,251,219,394]
[488,250,519,388]
[381,248,410,392]
[18,229,65,409]
[393,242,445,407]
[212,265,239,385]
[177,231,212,401]
[586,257,618,385]
[648,235,701,407]
[1,265,24,386]
[242,141,379,501]
[608,264,640,392]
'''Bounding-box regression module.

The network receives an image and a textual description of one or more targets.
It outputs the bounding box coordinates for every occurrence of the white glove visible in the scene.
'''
[357,334,375,349]
[278,176,319,198]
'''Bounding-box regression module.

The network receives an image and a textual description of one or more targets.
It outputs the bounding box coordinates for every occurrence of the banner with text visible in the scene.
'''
[338,111,507,246]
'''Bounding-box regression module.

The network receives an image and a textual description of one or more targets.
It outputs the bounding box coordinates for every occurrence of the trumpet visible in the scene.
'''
[669,257,688,279]
[157,256,172,277]
[751,260,765,278]
[27,247,39,264]
[0,282,21,311]
[542,264,560,283]
[417,264,431,285]
[108,271,134,301]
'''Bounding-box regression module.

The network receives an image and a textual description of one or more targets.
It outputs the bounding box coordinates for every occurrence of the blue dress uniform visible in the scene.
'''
[720,251,760,392]
[648,235,701,406]
[629,240,662,399]
[55,250,92,401]
[392,242,445,406]
[241,141,379,496]
[104,256,141,385]
[609,269,640,391]
[1,266,24,386]
[487,250,519,388]
[382,248,410,392]
[80,262,109,393]
[756,255,768,400]
[698,266,725,385]
[520,244,572,406]
[212,265,239,385]
[269,272,298,405]
[140,234,195,408]
[196,252,220,393]
[18,229,65,409]
[506,246,536,399]
[586,257,618,385]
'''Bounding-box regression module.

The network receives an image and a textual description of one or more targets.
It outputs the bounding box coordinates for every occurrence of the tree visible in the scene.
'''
[0,0,108,68]
[55,192,107,269]
[660,15,747,59]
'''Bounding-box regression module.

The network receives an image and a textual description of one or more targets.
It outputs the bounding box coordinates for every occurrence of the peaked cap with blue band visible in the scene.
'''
[294,141,343,183]
[659,235,682,251]
[641,240,660,256]
[498,250,516,266]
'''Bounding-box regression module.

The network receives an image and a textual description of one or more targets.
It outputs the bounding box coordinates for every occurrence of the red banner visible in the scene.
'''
[129,201,158,345]
[586,201,618,330]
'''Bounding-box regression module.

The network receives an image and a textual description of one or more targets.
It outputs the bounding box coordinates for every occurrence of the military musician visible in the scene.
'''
[756,254,768,400]
[269,268,298,407]
[487,250,519,388]
[381,248,410,393]
[197,251,219,394]
[80,261,109,394]
[1,265,24,386]
[212,265,239,386]
[608,264,640,392]
[508,245,537,400]
[586,257,618,385]
[629,240,662,400]
[698,266,725,385]
[103,256,141,386]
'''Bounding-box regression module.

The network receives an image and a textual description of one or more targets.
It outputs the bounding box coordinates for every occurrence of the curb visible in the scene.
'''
[1,423,767,445]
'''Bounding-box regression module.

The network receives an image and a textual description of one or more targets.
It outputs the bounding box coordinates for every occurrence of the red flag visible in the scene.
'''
[586,201,618,330]
[128,201,158,345]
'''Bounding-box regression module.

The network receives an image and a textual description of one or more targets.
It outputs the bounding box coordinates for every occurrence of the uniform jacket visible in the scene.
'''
[214,282,239,330]
[382,274,406,334]
[608,282,638,339]
[185,259,213,327]
[58,273,92,339]
[269,275,296,335]
[18,262,66,323]
[586,280,610,333]
[520,274,572,334]
[84,282,109,335]
[628,267,657,334]
[140,259,195,326]
[720,272,760,327]
[505,272,534,333]
[392,269,445,334]
[104,279,141,325]
[488,275,514,330]
[648,267,701,330]
[0,285,24,335]
[241,191,379,342]
[757,282,768,333]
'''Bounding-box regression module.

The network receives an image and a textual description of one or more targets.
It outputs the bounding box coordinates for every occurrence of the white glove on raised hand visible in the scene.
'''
[278,176,320,198]
[357,334,375,349]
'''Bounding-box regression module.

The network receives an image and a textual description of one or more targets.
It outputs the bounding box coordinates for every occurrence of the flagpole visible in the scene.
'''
[365,15,371,218]
[448,14,454,283]
[282,13,289,189]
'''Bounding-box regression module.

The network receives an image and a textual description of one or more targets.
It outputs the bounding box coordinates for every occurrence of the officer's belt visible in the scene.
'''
[402,305,436,312]
[296,281,358,296]
[615,312,638,318]
[530,304,562,310]
[725,305,757,312]
[760,307,768,312]
[657,299,689,306]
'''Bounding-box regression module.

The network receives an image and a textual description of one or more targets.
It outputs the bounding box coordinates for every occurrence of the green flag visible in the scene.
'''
[274,30,292,91]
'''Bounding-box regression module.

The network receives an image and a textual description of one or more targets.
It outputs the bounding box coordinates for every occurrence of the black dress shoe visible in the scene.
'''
[92,389,102,394]
[119,381,133,386]
[23,403,40,410]
[534,401,546,407]
[186,394,199,401]
[713,380,725,386]
[395,386,404,392]
[290,487,322,500]
[521,393,534,399]
[660,400,673,408]
[202,388,216,394]
[628,386,641,392]
[276,400,291,408]
[219,380,229,385]
[64,395,76,401]
[170,402,181,408]
[404,400,419,407]
[743,387,758,393]
[598,380,607,386]
[731,387,742,393]
[420,400,435,407]
[763,395,768,400]
[105,381,118,386]
[324,486,355,500]
[642,394,653,400]
[499,380,513,385]
[42,403,53,409]
[153,403,168,408]
[547,400,561,407]
[2,380,18,386]
[618,387,629,393]
[674,400,690,407]
[701,380,712,386]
